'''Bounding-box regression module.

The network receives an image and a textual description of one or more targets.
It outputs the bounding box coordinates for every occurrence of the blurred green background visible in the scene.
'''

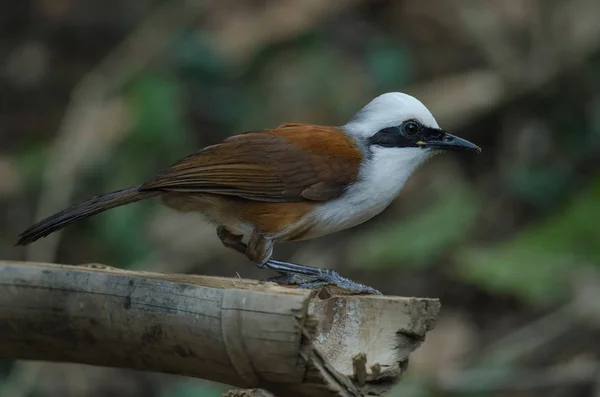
[2,0,600,396]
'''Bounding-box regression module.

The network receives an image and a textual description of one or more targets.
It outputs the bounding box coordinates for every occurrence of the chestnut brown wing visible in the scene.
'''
[139,124,363,202]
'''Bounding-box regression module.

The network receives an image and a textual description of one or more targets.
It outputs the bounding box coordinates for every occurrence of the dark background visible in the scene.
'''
[2,0,600,396]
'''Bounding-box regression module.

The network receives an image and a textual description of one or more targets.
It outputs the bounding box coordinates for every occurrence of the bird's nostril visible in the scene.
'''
[443,135,453,142]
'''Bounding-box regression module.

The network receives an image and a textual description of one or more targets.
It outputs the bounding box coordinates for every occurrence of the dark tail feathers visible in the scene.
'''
[16,185,159,246]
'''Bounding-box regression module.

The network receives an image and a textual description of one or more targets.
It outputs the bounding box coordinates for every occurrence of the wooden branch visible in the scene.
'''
[0,261,439,397]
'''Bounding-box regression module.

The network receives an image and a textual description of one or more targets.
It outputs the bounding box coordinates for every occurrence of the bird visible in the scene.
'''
[16,92,481,294]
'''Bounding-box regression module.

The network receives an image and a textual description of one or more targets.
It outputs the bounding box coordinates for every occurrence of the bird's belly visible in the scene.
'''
[288,198,391,241]
[162,191,390,242]
[162,192,315,237]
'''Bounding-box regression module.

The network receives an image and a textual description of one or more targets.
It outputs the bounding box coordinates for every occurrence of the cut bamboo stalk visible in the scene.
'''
[0,260,439,397]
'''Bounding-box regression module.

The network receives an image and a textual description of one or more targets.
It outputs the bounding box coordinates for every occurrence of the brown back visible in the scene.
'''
[140,124,363,202]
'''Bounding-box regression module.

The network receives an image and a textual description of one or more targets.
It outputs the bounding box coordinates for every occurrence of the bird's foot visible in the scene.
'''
[267,273,307,285]
[267,273,332,290]
[297,270,381,295]
[262,260,381,295]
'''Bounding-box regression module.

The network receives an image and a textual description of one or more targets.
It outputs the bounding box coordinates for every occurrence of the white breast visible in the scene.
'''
[294,147,431,240]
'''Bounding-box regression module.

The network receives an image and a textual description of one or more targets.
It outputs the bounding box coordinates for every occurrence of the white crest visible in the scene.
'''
[343,92,439,139]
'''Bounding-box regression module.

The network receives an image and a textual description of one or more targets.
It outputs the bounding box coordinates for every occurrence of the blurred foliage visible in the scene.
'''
[95,70,193,265]
[352,184,480,269]
[14,144,49,192]
[159,380,230,397]
[3,0,600,397]
[458,176,600,305]
[365,36,413,90]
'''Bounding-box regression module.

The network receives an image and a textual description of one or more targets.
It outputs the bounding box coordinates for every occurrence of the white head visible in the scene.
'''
[302,93,481,238]
[341,92,480,208]
[344,92,480,160]
[344,92,441,138]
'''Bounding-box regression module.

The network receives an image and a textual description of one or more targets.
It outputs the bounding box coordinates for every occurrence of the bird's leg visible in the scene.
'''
[217,226,380,295]
[246,229,274,265]
[266,273,307,285]
[216,226,247,254]
[247,230,381,295]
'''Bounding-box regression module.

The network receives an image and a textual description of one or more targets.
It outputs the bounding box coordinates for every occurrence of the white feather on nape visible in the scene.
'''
[343,92,440,139]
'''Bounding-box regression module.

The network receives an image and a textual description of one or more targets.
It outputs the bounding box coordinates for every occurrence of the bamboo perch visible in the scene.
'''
[0,261,440,397]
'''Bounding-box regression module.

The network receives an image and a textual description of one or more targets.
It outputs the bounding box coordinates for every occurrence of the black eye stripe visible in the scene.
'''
[368,121,446,148]
[368,126,413,148]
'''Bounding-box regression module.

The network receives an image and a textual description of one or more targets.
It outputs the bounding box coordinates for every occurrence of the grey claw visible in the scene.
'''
[259,259,381,295]
[297,271,381,295]
[267,273,306,285]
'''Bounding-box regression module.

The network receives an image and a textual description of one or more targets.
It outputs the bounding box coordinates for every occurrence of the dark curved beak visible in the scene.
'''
[425,132,482,153]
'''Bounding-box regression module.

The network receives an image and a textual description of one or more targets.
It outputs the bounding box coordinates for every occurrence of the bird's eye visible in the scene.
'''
[402,121,420,136]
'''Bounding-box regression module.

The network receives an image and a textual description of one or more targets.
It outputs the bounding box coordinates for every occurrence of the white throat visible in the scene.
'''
[355,146,430,205]
[303,146,431,239]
